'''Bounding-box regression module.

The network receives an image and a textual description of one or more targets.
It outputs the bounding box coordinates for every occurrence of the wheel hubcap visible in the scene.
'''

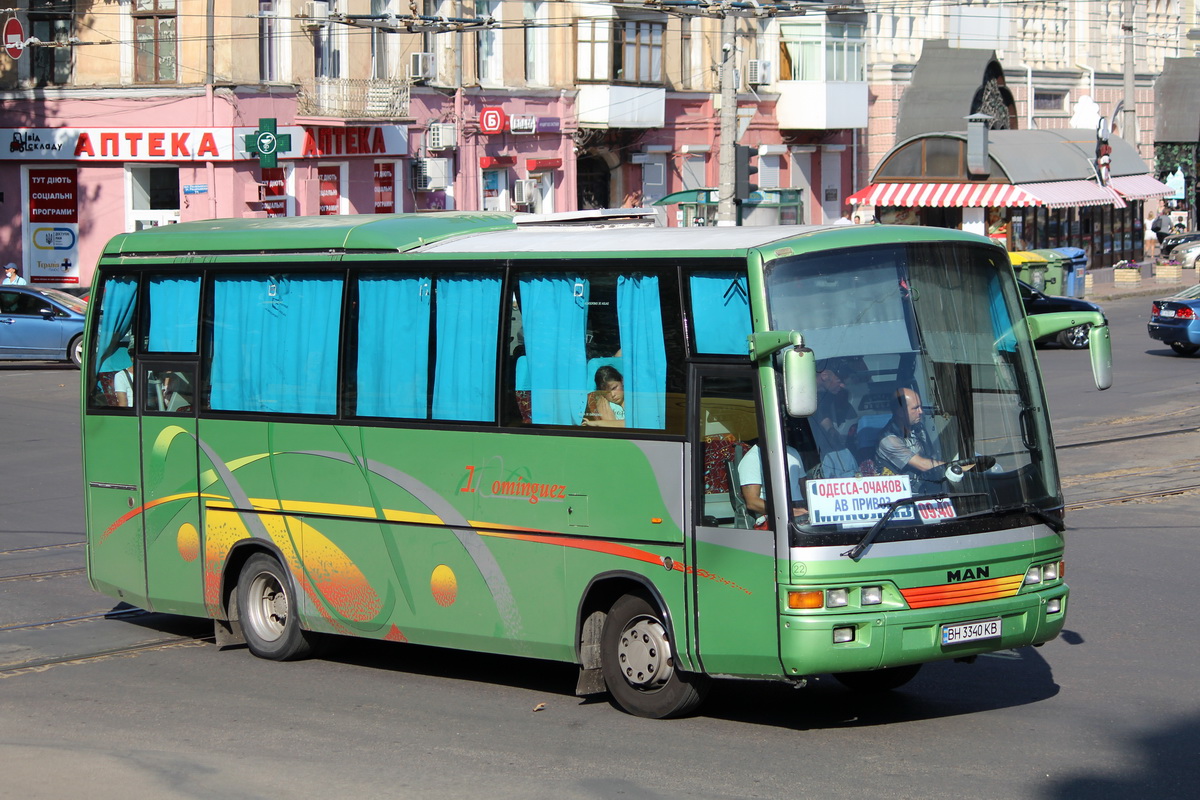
[616,615,674,690]
[248,572,288,642]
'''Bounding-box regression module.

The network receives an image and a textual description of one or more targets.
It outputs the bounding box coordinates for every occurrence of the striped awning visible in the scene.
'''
[1109,174,1172,201]
[848,180,1127,209]
[846,182,1043,208]
[1018,180,1126,209]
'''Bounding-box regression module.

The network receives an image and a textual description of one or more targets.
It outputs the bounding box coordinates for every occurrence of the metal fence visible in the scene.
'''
[297,78,411,119]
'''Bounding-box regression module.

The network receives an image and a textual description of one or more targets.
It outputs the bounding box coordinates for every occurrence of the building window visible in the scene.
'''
[259,0,283,82]
[133,0,177,83]
[577,17,664,84]
[314,1,341,79]
[780,20,864,82]
[476,0,501,85]
[1033,90,1068,112]
[30,0,72,86]
[524,1,549,85]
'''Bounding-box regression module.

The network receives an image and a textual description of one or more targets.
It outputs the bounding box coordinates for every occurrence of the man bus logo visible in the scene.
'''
[947,566,990,582]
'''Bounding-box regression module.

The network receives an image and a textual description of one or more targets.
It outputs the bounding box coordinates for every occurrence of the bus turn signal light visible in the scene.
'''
[788,590,824,609]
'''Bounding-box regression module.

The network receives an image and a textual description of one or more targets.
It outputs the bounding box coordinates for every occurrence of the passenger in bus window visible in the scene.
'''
[581,365,625,427]
[738,443,807,529]
[110,366,134,407]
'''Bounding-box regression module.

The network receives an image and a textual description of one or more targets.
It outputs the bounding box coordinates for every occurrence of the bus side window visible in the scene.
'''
[698,374,758,529]
[88,276,139,410]
[512,271,670,431]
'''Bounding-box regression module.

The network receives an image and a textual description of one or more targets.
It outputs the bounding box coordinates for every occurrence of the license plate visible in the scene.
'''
[941,618,1001,646]
[1160,308,1177,318]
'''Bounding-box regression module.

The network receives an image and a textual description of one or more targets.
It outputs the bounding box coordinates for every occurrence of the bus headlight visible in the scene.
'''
[826,589,849,608]
[1042,561,1059,581]
[1046,598,1062,614]
[1024,565,1042,585]
[861,586,883,605]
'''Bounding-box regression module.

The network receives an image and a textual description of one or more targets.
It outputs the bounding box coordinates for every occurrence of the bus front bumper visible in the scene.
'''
[778,585,1069,677]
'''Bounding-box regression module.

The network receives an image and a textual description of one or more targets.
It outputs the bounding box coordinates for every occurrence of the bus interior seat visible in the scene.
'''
[700,433,749,527]
[726,455,754,529]
[513,355,532,423]
[585,356,623,383]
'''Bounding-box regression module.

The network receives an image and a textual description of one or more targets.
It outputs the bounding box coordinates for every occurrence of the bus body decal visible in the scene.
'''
[900,574,1025,609]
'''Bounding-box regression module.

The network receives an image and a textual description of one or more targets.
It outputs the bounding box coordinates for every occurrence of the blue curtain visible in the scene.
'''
[617,274,666,429]
[989,275,1017,352]
[96,277,138,373]
[689,273,751,354]
[519,274,589,425]
[357,274,431,418]
[147,275,201,352]
[211,274,343,414]
[432,274,502,421]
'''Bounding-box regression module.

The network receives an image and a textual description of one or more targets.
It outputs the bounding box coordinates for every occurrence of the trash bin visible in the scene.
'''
[1010,251,1050,292]
[1051,247,1087,298]
[1030,249,1068,295]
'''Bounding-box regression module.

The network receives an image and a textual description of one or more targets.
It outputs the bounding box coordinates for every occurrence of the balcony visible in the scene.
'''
[298,78,411,119]
[577,84,666,129]
[776,80,868,130]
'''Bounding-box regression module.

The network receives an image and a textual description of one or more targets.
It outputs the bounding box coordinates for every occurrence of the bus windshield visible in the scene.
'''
[764,241,1058,541]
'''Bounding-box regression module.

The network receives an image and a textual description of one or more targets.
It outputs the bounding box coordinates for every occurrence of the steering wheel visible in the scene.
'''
[945,455,997,480]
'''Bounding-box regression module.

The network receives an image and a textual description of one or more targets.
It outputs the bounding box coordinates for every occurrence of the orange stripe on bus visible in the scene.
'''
[901,575,1024,609]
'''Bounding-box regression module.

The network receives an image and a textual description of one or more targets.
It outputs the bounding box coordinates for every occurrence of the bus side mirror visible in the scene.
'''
[1089,323,1112,390]
[783,346,818,416]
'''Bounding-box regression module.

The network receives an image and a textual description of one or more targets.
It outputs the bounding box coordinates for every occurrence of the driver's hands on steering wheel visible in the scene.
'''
[947,455,997,477]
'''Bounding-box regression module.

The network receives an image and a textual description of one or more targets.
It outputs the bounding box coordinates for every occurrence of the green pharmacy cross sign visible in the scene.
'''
[244,118,291,169]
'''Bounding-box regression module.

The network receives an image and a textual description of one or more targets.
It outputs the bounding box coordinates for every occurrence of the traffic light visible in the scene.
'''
[734,144,758,201]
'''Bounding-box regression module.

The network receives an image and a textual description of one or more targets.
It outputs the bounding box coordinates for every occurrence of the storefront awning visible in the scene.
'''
[1109,174,1172,201]
[848,180,1129,210]
[1018,180,1125,209]
[847,182,1043,208]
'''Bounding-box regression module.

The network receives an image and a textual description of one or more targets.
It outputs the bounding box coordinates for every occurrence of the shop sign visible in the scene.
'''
[510,115,537,134]
[374,162,396,214]
[318,167,341,215]
[183,184,208,194]
[0,125,408,162]
[25,168,81,285]
[480,107,507,135]
[261,168,288,218]
[536,118,561,134]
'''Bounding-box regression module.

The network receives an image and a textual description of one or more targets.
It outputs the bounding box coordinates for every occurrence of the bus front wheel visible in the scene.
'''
[236,553,318,661]
[833,663,922,693]
[600,594,709,718]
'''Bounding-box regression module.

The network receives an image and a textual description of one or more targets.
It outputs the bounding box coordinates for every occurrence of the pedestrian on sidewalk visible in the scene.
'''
[2,264,26,285]
[1151,206,1174,246]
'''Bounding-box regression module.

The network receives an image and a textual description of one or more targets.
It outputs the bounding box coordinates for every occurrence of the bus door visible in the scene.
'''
[140,362,205,616]
[84,274,148,608]
[689,368,782,676]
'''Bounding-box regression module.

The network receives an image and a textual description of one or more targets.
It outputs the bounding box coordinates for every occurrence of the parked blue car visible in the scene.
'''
[0,285,88,367]
[1148,284,1200,356]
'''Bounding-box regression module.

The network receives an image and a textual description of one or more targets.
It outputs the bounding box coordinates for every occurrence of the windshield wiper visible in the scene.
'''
[840,492,989,561]
[953,502,1066,533]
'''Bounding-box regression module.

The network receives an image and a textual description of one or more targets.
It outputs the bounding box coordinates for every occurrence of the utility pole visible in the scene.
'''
[716,12,738,226]
[1122,0,1136,145]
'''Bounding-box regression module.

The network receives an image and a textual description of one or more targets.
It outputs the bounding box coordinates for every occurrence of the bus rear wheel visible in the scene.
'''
[833,663,922,693]
[600,594,709,718]
[237,553,318,661]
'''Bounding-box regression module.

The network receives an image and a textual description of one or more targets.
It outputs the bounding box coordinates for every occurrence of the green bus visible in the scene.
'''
[81,213,1110,718]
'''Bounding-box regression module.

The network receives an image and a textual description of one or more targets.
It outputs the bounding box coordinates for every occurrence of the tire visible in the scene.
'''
[67,335,83,368]
[601,594,709,718]
[833,663,922,693]
[1056,324,1090,349]
[1169,342,1199,356]
[236,552,318,661]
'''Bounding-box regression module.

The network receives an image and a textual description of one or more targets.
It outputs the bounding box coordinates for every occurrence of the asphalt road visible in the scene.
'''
[1,296,1197,799]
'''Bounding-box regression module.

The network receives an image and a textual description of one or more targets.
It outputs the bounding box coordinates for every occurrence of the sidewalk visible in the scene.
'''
[1082,262,1196,302]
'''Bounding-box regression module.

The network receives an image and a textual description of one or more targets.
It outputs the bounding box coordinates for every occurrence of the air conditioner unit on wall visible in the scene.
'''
[409,52,435,81]
[512,179,537,205]
[412,158,451,191]
[747,60,770,86]
[427,123,457,151]
[301,1,329,30]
